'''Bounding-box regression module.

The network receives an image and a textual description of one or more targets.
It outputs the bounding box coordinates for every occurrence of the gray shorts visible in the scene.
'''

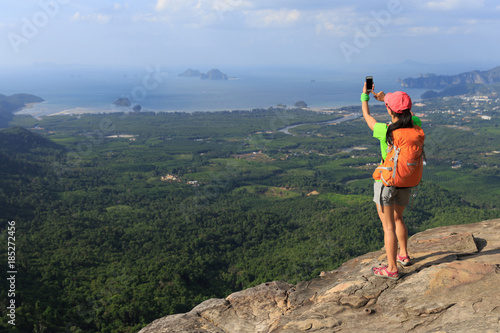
[373,181,411,206]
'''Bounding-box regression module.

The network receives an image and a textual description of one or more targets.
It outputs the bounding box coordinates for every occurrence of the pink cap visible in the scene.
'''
[385,91,412,113]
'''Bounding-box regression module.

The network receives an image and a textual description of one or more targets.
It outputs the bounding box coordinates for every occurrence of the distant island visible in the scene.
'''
[399,66,500,99]
[113,97,132,107]
[112,97,142,112]
[0,93,44,128]
[179,69,203,78]
[179,68,229,80]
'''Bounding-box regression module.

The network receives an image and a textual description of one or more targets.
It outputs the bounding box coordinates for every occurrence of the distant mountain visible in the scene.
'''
[420,84,486,99]
[399,66,500,89]
[179,68,228,80]
[0,93,44,128]
[0,93,44,108]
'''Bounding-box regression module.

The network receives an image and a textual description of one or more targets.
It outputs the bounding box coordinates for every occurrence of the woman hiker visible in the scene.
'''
[361,81,423,280]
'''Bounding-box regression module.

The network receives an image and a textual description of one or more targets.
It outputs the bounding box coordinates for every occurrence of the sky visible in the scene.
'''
[1,0,500,71]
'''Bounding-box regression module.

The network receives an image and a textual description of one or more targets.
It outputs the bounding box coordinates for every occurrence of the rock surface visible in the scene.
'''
[139,219,500,332]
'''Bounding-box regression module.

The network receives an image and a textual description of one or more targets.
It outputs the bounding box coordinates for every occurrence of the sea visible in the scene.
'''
[1,65,431,117]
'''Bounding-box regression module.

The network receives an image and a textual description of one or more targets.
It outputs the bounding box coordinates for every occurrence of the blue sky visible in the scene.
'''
[1,0,500,71]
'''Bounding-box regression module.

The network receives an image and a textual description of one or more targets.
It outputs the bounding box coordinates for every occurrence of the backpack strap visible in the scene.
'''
[392,147,400,180]
[381,176,390,187]
[374,165,392,186]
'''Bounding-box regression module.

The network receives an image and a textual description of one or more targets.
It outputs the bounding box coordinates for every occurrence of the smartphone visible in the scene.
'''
[365,76,373,93]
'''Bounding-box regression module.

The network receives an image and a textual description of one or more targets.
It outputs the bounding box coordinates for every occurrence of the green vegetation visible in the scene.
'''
[0,94,44,128]
[0,102,498,332]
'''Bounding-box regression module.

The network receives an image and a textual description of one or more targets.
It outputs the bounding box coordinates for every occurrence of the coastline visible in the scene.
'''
[16,103,361,118]
[22,102,41,110]
[47,107,110,116]
[16,103,127,118]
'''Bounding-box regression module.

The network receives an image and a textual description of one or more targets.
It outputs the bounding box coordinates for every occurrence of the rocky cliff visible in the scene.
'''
[139,219,500,332]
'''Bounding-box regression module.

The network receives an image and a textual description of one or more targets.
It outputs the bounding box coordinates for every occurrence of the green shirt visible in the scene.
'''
[373,116,422,162]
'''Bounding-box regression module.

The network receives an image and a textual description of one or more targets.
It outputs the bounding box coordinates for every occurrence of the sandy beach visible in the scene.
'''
[16,103,352,118]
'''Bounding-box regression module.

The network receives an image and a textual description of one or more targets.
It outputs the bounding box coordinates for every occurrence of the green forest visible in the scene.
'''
[0,103,499,332]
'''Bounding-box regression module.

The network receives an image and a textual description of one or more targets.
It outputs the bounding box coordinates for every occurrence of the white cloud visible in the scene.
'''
[71,12,111,24]
[155,0,183,12]
[314,8,356,37]
[408,26,440,35]
[139,0,254,28]
[210,0,253,12]
[132,13,164,23]
[114,3,129,11]
[407,25,469,36]
[423,0,485,11]
[155,0,251,15]
[244,8,301,28]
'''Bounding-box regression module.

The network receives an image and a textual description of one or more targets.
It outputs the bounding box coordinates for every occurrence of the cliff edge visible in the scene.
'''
[139,219,500,332]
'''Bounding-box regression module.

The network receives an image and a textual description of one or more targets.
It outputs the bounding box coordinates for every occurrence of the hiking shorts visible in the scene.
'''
[373,181,411,207]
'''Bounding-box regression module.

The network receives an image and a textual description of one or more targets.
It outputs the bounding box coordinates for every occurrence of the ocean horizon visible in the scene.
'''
[2,66,430,117]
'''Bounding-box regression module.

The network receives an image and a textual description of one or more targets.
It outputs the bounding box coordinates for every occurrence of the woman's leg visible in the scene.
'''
[377,203,398,273]
[394,204,410,262]
[394,203,409,260]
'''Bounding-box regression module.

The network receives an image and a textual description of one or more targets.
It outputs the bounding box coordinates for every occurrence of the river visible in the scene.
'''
[278,113,362,135]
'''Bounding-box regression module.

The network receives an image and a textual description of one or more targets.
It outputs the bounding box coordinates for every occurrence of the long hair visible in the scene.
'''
[386,109,413,146]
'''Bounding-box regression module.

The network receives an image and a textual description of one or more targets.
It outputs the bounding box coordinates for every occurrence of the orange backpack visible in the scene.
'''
[373,125,425,187]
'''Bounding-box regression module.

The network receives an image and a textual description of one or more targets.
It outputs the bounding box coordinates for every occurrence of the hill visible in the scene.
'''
[0,126,64,182]
[139,218,500,333]
[0,126,62,154]
[0,126,65,225]
[0,93,44,128]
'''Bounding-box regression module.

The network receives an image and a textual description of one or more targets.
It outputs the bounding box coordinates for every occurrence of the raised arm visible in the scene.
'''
[361,82,377,131]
